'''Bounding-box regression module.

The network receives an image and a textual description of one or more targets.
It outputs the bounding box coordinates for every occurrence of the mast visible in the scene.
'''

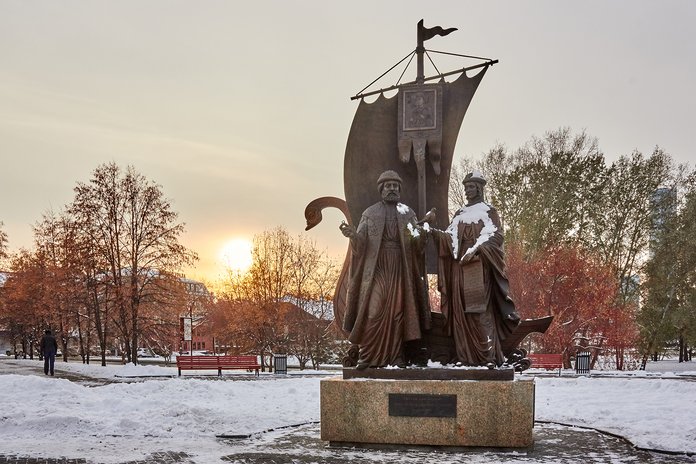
[414,20,427,215]
[416,20,425,85]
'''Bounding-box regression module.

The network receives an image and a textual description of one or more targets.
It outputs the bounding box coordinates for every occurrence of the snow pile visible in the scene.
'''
[0,371,321,463]
[535,376,696,453]
[0,374,321,439]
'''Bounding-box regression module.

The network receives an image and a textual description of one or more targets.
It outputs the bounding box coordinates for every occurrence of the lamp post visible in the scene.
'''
[189,302,193,358]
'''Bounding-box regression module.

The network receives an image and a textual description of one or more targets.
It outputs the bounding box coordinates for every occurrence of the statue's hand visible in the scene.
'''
[340,221,357,239]
[459,251,479,265]
[417,207,437,226]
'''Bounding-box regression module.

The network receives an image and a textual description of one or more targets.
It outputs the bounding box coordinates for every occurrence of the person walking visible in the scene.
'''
[40,329,58,376]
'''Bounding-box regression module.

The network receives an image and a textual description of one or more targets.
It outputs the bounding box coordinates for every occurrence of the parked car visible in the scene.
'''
[89,347,113,356]
[137,348,155,358]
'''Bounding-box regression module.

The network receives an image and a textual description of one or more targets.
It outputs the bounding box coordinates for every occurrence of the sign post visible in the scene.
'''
[181,317,192,354]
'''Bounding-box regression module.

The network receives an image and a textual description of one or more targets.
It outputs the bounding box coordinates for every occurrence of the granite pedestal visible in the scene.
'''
[320,376,534,448]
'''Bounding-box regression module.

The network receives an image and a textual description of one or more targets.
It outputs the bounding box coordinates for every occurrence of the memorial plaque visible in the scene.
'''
[388,393,457,418]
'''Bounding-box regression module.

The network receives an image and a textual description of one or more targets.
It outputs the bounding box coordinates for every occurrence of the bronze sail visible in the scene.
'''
[344,68,488,232]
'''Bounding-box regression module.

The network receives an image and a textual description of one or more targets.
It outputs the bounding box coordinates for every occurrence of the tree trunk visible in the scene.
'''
[589,351,598,370]
[563,351,571,370]
[77,312,86,364]
[60,323,69,362]
[615,347,624,371]
[130,275,139,366]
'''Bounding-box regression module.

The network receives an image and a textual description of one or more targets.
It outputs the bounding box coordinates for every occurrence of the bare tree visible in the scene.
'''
[71,164,127,364]
[33,210,86,362]
[1,249,51,359]
[0,221,8,265]
[70,163,196,364]
[216,227,343,370]
[138,275,191,363]
[286,240,341,370]
[448,155,478,216]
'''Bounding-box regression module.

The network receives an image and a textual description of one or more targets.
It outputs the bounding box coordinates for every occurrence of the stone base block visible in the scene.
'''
[343,366,514,381]
[321,378,534,448]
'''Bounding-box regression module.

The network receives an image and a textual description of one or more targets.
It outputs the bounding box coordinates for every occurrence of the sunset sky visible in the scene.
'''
[1,1,694,282]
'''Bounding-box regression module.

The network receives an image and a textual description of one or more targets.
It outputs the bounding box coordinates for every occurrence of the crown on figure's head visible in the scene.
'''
[463,170,487,186]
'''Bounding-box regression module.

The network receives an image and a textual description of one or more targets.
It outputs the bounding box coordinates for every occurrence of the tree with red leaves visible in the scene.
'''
[507,243,637,369]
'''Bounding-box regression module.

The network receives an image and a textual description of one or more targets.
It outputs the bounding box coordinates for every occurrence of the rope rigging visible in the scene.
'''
[351,47,496,100]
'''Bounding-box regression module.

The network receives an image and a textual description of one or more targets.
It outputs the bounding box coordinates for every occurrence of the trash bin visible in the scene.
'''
[575,351,591,375]
[274,354,288,375]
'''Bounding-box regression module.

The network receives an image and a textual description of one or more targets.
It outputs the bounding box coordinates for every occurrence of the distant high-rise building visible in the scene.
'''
[650,187,677,251]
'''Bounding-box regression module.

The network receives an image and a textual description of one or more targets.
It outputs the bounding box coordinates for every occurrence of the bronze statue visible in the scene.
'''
[340,170,430,369]
[304,22,550,373]
[430,171,520,367]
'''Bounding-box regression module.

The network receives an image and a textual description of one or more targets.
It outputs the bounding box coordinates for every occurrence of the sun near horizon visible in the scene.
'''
[219,238,254,275]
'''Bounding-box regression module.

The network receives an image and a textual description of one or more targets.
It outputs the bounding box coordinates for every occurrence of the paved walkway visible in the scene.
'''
[216,422,696,464]
[2,422,694,464]
[0,358,114,386]
[0,452,190,464]
[3,421,694,463]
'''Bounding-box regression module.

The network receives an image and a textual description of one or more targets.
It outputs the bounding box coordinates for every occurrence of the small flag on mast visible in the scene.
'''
[419,20,457,42]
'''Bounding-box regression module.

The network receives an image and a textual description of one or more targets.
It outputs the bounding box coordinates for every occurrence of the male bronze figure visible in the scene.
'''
[340,170,430,369]
[430,171,521,367]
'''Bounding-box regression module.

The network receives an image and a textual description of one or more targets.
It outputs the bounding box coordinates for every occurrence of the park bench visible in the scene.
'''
[528,353,563,376]
[176,355,261,377]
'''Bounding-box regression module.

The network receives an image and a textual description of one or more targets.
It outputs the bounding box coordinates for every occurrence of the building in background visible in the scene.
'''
[0,271,12,355]
[178,277,214,354]
[650,186,677,252]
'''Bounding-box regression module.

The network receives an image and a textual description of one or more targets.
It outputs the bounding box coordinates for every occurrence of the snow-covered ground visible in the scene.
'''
[0,357,694,463]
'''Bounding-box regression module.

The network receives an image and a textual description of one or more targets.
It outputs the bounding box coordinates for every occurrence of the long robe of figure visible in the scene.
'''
[343,201,430,367]
[434,202,520,366]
